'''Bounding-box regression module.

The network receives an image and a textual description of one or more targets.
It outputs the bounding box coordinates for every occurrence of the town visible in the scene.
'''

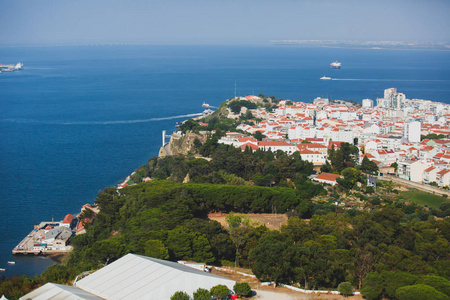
[212,88,450,188]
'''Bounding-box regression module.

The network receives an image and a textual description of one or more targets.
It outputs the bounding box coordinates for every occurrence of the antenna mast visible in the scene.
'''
[234,81,237,99]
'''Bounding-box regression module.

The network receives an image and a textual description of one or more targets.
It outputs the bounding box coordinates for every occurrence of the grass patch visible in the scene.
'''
[400,189,450,209]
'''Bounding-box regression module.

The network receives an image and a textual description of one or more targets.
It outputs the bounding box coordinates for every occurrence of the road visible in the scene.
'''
[378,175,450,197]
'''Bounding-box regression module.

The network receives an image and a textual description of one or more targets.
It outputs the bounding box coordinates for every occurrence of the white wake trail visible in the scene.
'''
[2,113,203,125]
[331,78,447,82]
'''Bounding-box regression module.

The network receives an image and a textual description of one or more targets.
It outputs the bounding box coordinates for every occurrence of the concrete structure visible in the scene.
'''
[258,140,296,154]
[362,98,374,109]
[397,160,430,182]
[76,254,235,300]
[22,254,236,300]
[20,283,103,300]
[407,121,421,143]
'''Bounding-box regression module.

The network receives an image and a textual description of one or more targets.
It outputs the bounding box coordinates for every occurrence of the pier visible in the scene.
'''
[12,221,74,255]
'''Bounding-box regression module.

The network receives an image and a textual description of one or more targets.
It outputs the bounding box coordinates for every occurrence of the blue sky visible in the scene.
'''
[0,0,449,45]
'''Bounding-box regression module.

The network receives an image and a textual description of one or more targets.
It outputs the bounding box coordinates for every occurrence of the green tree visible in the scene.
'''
[395,284,448,300]
[226,214,254,267]
[337,282,353,297]
[384,271,418,299]
[193,288,211,300]
[210,284,230,299]
[89,237,129,266]
[320,160,332,173]
[253,131,266,141]
[337,167,362,189]
[233,282,252,297]
[250,232,296,285]
[145,240,169,259]
[170,291,190,300]
[361,156,379,174]
[418,275,450,297]
[390,162,398,172]
[361,272,385,300]
[166,227,194,259]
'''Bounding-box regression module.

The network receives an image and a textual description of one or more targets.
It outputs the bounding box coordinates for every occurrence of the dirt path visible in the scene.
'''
[208,213,288,231]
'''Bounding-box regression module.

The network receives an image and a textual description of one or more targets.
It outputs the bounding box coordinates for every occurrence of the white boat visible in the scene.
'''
[330,61,341,69]
[0,268,5,271]
[320,76,332,80]
[7,261,15,264]
[202,102,210,107]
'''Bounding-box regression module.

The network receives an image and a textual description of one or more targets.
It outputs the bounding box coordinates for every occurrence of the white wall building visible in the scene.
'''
[407,121,421,143]
[362,99,374,109]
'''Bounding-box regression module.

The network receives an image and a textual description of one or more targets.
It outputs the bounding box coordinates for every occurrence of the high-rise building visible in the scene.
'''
[377,88,405,109]
[406,121,421,143]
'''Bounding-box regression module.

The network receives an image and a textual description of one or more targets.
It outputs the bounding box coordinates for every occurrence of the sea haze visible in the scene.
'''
[0,45,450,277]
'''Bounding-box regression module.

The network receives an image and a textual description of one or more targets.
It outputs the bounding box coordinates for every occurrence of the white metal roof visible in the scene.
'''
[19,283,104,300]
[76,253,236,300]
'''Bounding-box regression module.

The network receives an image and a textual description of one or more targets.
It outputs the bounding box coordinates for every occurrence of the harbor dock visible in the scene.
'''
[12,220,74,255]
[12,204,99,255]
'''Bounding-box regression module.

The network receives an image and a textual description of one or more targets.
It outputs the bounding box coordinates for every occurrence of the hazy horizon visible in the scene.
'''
[0,0,449,46]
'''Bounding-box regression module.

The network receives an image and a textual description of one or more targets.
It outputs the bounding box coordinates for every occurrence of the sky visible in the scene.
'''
[0,0,449,46]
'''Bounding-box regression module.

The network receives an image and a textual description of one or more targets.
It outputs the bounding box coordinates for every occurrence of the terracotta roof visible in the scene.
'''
[238,137,258,143]
[240,143,259,151]
[298,149,321,155]
[438,169,450,176]
[258,141,293,147]
[62,214,74,224]
[315,172,341,182]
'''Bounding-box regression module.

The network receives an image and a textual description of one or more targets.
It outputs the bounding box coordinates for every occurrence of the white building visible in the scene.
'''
[22,254,236,300]
[362,99,374,109]
[406,121,421,143]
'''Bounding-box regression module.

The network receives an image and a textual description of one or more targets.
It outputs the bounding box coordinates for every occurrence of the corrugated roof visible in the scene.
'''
[76,254,235,300]
[20,283,104,300]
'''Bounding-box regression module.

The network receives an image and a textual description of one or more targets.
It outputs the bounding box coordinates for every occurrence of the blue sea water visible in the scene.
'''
[1,45,450,278]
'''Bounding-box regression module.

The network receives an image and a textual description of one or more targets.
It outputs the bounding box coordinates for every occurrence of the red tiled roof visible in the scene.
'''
[62,214,74,224]
[424,167,435,172]
[315,172,341,182]
[240,143,259,151]
[438,169,450,176]
[258,141,293,147]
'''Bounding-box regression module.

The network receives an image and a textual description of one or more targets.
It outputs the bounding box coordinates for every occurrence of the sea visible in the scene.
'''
[1,45,450,278]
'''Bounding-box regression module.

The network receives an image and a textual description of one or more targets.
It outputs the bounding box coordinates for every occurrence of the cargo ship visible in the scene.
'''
[330,61,341,69]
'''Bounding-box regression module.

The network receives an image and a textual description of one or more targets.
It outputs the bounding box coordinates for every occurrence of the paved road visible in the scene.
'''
[378,175,450,197]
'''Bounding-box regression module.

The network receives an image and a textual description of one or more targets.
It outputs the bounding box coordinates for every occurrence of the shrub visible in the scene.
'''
[395,284,448,300]
[418,275,450,297]
[337,282,353,297]
[193,288,211,300]
[170,291,190,300]
[233,282,252,297]
[384,271,418,298]
[360,287,379,300]
[210,284,229,299]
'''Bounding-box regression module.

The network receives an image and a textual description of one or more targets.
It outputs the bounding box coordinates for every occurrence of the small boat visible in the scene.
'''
[202,102,210,107]
[7,261,15,264]
[0,268,5,271]
[330,61,341,69]
[320,76,332,80]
